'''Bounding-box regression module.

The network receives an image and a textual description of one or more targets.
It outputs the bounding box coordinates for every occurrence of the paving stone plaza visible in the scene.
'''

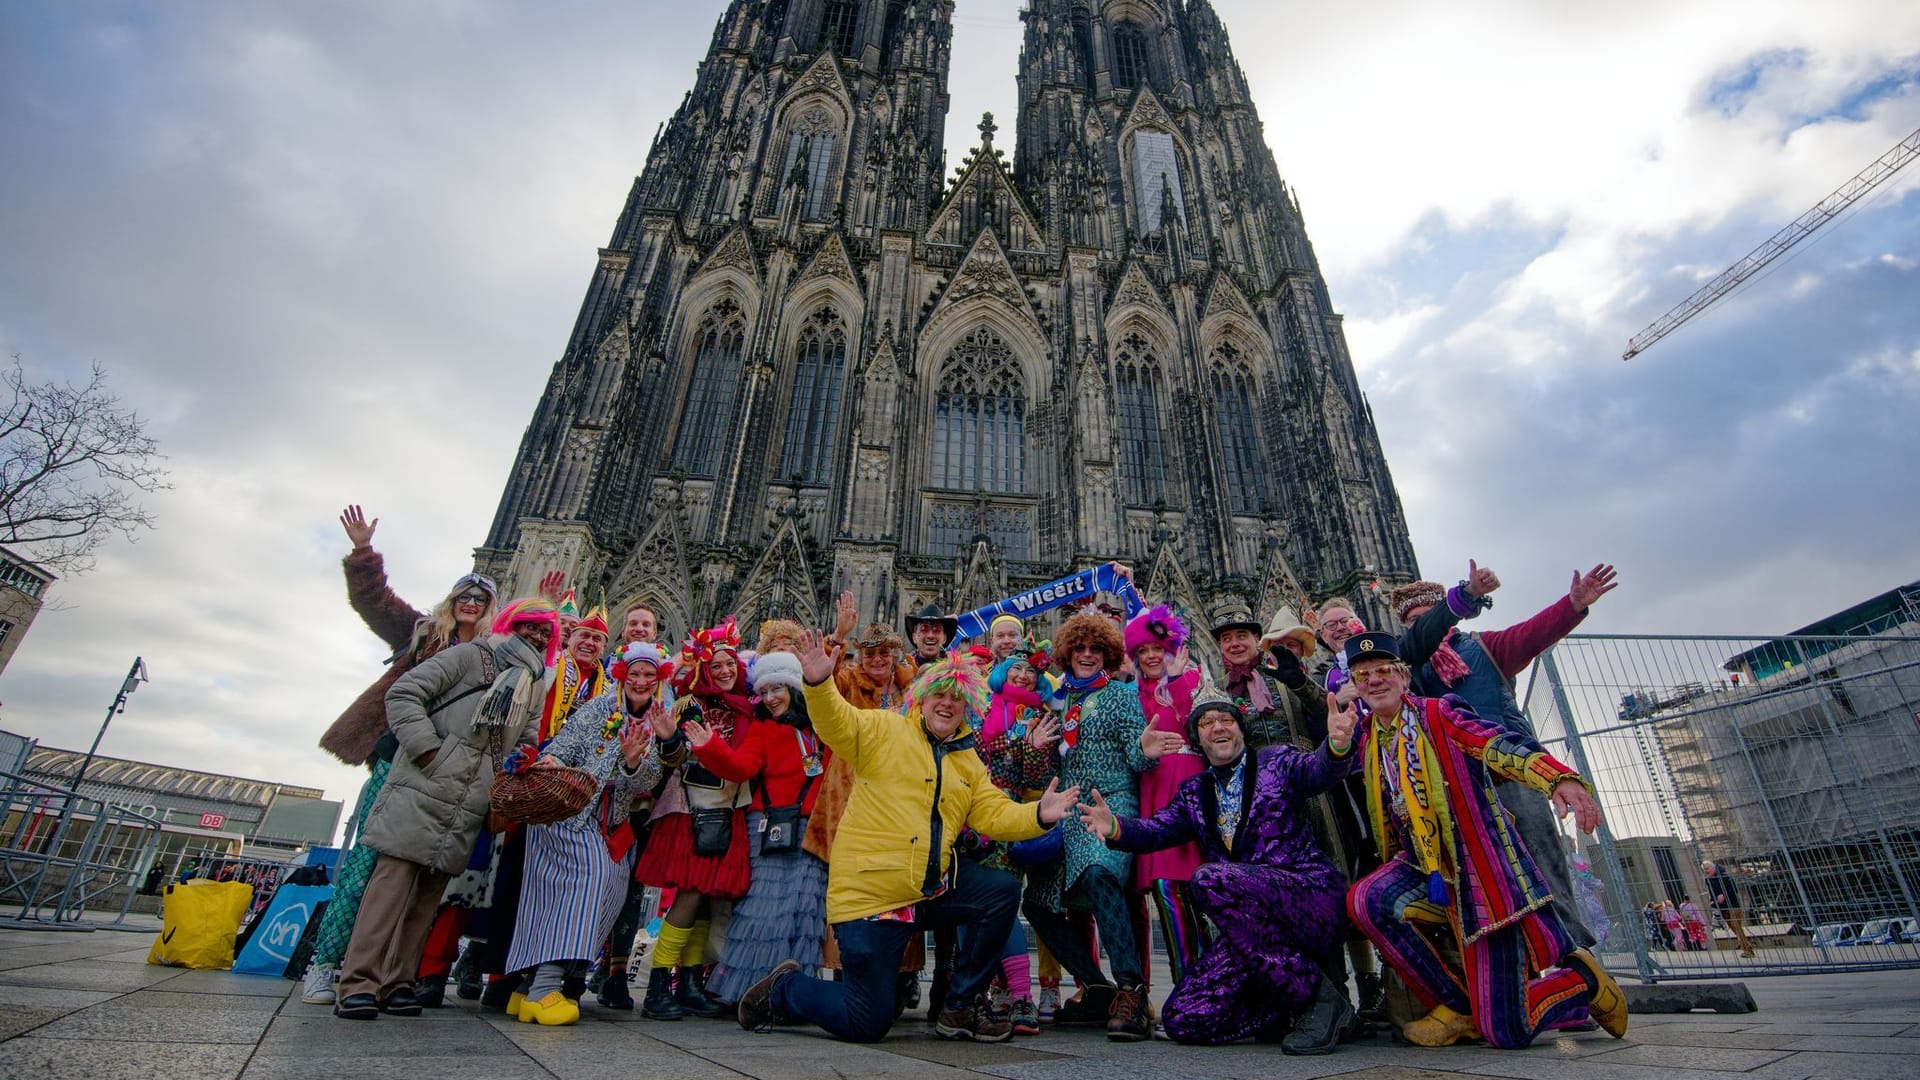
[1,922,1915,1080]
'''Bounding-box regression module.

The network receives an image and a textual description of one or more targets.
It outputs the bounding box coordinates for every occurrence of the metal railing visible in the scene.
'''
[1523,630,1920,980]
[0,766,163,929]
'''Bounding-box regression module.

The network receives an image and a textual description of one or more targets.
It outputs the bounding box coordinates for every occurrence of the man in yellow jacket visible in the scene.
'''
[737,630,1080,1043]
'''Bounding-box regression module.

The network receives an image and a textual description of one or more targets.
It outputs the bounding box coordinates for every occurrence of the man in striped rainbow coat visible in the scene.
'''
[1338,632,1628,1048]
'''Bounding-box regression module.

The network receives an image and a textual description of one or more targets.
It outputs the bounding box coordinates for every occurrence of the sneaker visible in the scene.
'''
[988,983,1011,1022]
[1106,984,1151,1042]
[1036,985,1060,1022]
[333,992,378,1021]
[737,959,801,1032]
[1009,997,1041,1036]
[301,965,338,1006]
[1054,984,1116,1025]
[936,999,1013,1043]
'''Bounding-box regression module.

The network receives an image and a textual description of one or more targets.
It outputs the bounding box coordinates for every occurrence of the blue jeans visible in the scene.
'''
[775,860,1020,1042]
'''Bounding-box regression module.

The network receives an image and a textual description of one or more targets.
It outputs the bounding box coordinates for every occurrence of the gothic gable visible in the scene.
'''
[927,229,1040,330]
[924,146,1045,251]
[693,225,761,284]
[795,232,860,290]
[1140,539,1219,677]
[784,51,854,116]
[1108,261,1171,323]
[731,516,822,636]
[608,506,696,647]
[1120,85,1177,136]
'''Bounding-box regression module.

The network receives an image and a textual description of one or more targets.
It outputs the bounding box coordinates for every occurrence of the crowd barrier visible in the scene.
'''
[0,766,163,929]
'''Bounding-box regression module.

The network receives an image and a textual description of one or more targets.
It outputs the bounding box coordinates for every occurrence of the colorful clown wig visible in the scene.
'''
[1123,603,1189,658]
[908,656,992,719]
[674,616,742,695]
[609,641,671,683]
[490,599,561,665]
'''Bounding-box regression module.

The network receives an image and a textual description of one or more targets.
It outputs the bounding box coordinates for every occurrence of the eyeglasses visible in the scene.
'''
[1351,667,1401,685]
[1070,644,1104,654]
[453,592,491,606]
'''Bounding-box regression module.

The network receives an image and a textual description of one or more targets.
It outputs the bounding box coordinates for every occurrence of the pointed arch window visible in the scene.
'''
[931,327,1027,493]
[821,0,859,57]
[1112,22,1150,90]
[779,107,840,221]
[671,299,746,477]
[778,307,848,484]
[1210,344,1264,513]
[1114,332,1167,505]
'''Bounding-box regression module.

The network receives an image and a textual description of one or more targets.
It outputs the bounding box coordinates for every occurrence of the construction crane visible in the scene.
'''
[1623,125,1920,360]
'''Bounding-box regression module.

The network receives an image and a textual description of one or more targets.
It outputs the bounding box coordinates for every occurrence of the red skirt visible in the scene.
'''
[634,810,751,899]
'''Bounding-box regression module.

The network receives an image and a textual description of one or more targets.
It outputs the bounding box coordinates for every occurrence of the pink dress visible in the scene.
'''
[1133,667,1206,889]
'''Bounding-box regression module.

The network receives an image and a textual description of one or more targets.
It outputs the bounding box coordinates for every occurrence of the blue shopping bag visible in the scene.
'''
[232,883,333,976]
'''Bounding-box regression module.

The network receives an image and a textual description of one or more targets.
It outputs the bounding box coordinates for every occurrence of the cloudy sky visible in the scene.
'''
[2,1,1917,819]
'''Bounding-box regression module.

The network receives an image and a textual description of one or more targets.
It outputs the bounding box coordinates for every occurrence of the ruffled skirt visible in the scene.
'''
[704,811,828,1003]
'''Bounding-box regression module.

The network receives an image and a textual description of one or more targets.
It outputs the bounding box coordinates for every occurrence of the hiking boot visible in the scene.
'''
[641,967,686,1021]
[1053,983,1115,1025]
[598,964,635,1010]
[737,959,801,1032]
[936,998,1013,1043]
[1036,985,1060,1022]
[333,992,378,1020]
[1106,983,1151,1042]
[1565,948,1628,1038]
[1281,975,1363,1055]
[1009,997,1041,1036]
[300,964,337,1005]
[377,986,422,1017]
[674,966,725,1018]
[413,975,447,1009]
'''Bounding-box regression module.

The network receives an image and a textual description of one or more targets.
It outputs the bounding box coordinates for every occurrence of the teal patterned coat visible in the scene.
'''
[1029,679,1154,910]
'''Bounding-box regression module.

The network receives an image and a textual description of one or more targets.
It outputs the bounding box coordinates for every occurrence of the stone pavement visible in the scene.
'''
[1,924,1917,1080]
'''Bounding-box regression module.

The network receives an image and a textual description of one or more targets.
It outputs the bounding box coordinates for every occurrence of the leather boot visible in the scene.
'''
[1281,974,1363,1055]
[598,963,634,1010]
[925,970,950,1023]
[675,966,724,1018]
[1355,971,1386,1022]
[641,967,685,1021]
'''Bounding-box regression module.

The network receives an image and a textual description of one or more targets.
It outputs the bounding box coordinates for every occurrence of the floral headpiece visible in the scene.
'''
[673,616,742,694]
[908,656,992,720]
[610,641,671,683]
[1124,604,1189,657]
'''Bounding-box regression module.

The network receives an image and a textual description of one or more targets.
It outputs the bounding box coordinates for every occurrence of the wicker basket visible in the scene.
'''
[490,766,598,825]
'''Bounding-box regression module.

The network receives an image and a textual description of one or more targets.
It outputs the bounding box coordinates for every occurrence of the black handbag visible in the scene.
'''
[690,806,734,857]
[755,773,818,857]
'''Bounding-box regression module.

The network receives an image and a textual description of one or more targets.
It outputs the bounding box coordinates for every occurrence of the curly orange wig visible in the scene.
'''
[1054,612,1125,673]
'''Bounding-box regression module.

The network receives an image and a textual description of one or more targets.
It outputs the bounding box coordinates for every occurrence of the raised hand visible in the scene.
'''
[619,719,653,769]
[1037,777,1083,825]
[1140,726,1186,760]
[833,590,858,639]
[1569,564,1619,611]
[1026,714,1062,752]
[797,629,837,685]
[1168,644,1191,676]
[537,570,567,605]
[1466,558,1501,599]
[1327,691,1359,753]
[340,505,377,550]
[1076,787,1116,837]
[645,700,677,740]
[682,717,714,749]
[1552,780,1604,833]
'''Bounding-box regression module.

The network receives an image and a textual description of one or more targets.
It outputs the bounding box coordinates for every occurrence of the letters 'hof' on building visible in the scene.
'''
[478,0,1420,661]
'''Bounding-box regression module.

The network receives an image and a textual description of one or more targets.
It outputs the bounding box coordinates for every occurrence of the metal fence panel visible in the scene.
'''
[1524,632,1920,980]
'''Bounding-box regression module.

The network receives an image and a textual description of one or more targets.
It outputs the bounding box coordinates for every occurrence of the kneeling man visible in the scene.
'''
[1076,686,1362,1051]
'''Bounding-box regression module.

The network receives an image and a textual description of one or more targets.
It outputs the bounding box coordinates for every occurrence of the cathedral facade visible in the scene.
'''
[478,0,1419,667]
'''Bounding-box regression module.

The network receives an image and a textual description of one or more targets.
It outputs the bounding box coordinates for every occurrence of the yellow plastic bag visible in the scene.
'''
[147,880,254,970]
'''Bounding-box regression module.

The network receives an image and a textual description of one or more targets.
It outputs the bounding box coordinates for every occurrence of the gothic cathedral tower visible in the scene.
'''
[479,0,1418,661]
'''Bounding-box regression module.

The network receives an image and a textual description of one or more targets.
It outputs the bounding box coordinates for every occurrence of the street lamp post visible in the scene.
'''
[72,657,148,793]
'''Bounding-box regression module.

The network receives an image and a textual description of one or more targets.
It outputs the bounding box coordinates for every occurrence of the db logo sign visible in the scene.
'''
[258,902,310,963]
[198,812,226,829]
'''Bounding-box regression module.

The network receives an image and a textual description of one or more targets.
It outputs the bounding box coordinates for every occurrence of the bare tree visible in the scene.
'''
[0,356,169,574]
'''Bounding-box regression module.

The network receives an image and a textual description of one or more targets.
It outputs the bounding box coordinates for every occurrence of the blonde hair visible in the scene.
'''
[409,581,498,657]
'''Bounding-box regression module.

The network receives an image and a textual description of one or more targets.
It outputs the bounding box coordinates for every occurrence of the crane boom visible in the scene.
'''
[1623,125,1920,360]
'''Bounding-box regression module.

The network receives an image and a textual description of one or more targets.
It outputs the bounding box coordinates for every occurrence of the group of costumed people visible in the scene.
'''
[307,504,1632,1054]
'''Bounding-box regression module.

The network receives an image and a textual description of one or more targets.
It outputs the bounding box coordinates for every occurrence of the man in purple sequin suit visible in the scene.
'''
[1077,685,1363,1051]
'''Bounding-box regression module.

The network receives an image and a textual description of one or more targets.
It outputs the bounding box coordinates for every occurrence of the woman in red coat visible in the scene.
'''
[688,651,831,1005]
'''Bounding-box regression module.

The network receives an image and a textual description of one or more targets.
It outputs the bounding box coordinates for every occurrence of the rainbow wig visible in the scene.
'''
[491,599,560,665]
[1124,603,1189,658]
[908,656,992,719]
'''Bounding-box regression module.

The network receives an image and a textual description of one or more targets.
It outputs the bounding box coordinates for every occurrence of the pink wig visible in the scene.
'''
[1124,603,1189,658]
[490,599,560,665]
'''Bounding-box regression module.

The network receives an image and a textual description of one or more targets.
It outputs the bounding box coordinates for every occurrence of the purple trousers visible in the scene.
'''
[1161,861,1346,1045]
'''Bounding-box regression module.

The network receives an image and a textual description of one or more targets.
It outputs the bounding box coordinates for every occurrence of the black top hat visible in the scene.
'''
[904,603,960,644]
[1343,631,1403,667]
[1206,599,1263,640]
